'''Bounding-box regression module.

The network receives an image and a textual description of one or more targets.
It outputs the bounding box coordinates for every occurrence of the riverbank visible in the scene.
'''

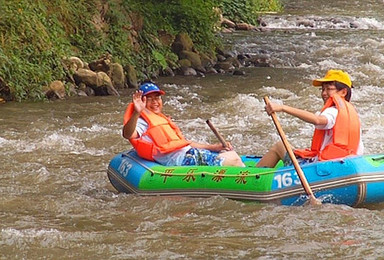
[0,0,282,102]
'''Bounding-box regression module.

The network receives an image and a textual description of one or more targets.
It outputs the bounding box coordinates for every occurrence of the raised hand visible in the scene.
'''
[133,90,146,113]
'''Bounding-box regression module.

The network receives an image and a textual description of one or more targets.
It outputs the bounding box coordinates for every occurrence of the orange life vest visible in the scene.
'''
[123,103,191,161]
[294,94,360,161]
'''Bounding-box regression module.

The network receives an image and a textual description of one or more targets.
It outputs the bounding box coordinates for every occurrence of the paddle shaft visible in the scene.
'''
[206,120,228,148]
[263,96,320,205]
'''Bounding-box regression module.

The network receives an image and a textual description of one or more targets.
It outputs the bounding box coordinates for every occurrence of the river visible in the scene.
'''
[2,0,384,259]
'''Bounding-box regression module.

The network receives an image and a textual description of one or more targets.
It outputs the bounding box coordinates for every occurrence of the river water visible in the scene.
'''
[2,0,384,259]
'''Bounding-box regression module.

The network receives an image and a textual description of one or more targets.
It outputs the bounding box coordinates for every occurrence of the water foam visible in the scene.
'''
[260,15,384,30]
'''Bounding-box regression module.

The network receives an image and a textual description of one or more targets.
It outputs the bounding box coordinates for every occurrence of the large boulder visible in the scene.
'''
[178,59,192,69]
[125,64,138,88]
[221,18,236,28]
[66,56,84,71]
[171,33,194,56]
[236,22,256,31]
[179,51,202,69]
[200,53,216,68]
[73,68,98,87]
[109,63,125,89]
[88,54,111,73]
[94,72,119,96]
[45,80,66,100]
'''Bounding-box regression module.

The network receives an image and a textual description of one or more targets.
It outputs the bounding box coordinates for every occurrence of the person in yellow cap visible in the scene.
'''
[257,69,364,168]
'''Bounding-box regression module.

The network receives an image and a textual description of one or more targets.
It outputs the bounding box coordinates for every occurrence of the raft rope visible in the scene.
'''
[122,152,300,178]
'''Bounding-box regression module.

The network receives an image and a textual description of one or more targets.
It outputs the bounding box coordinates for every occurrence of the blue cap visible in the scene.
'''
[139,83,165,96]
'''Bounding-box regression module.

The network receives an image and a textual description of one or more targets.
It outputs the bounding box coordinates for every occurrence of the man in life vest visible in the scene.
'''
[257,69,364,168]
[122,82,245,167]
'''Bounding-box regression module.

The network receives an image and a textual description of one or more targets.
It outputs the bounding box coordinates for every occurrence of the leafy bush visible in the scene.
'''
[0,0,98,101]
[219,0,282,25]
[134,0,221,57]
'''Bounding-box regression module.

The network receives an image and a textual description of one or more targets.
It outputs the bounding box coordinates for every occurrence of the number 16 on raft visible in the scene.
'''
[273,171,301,189]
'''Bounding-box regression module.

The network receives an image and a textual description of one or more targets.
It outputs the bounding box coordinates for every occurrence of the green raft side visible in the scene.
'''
[138,164,280,192]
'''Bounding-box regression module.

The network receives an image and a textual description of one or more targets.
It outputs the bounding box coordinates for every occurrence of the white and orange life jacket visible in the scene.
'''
[294,94,360,161]
[123,103,191,161]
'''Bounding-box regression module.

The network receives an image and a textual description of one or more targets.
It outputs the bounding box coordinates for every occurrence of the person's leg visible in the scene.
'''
[218,151,245,167]
[181,148,198,165]
[256,141,286,167]
[184,148,245,167]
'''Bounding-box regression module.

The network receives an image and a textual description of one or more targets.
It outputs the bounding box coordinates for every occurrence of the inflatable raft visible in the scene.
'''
[107,149,384,206]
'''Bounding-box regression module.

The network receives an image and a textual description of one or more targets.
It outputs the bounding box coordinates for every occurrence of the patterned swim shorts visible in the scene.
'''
[283,153,315,166]
[181,148,224,166]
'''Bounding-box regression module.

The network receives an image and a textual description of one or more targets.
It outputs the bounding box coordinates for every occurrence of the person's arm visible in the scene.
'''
[122,111,140,139]
[265,102,328,126]
[315,107,337,130]
[190,141,233,152]
[122,90,146,139]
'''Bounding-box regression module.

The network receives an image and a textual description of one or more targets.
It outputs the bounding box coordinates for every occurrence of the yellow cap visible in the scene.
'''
[312,70,352,88]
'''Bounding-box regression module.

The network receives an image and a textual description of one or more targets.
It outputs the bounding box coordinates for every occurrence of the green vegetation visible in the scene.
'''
[0,0,282,101]
[220,0,283,25]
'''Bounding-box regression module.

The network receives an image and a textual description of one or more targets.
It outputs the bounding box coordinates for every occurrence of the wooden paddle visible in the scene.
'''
[263,96,321,205]
[206,119,228,149]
